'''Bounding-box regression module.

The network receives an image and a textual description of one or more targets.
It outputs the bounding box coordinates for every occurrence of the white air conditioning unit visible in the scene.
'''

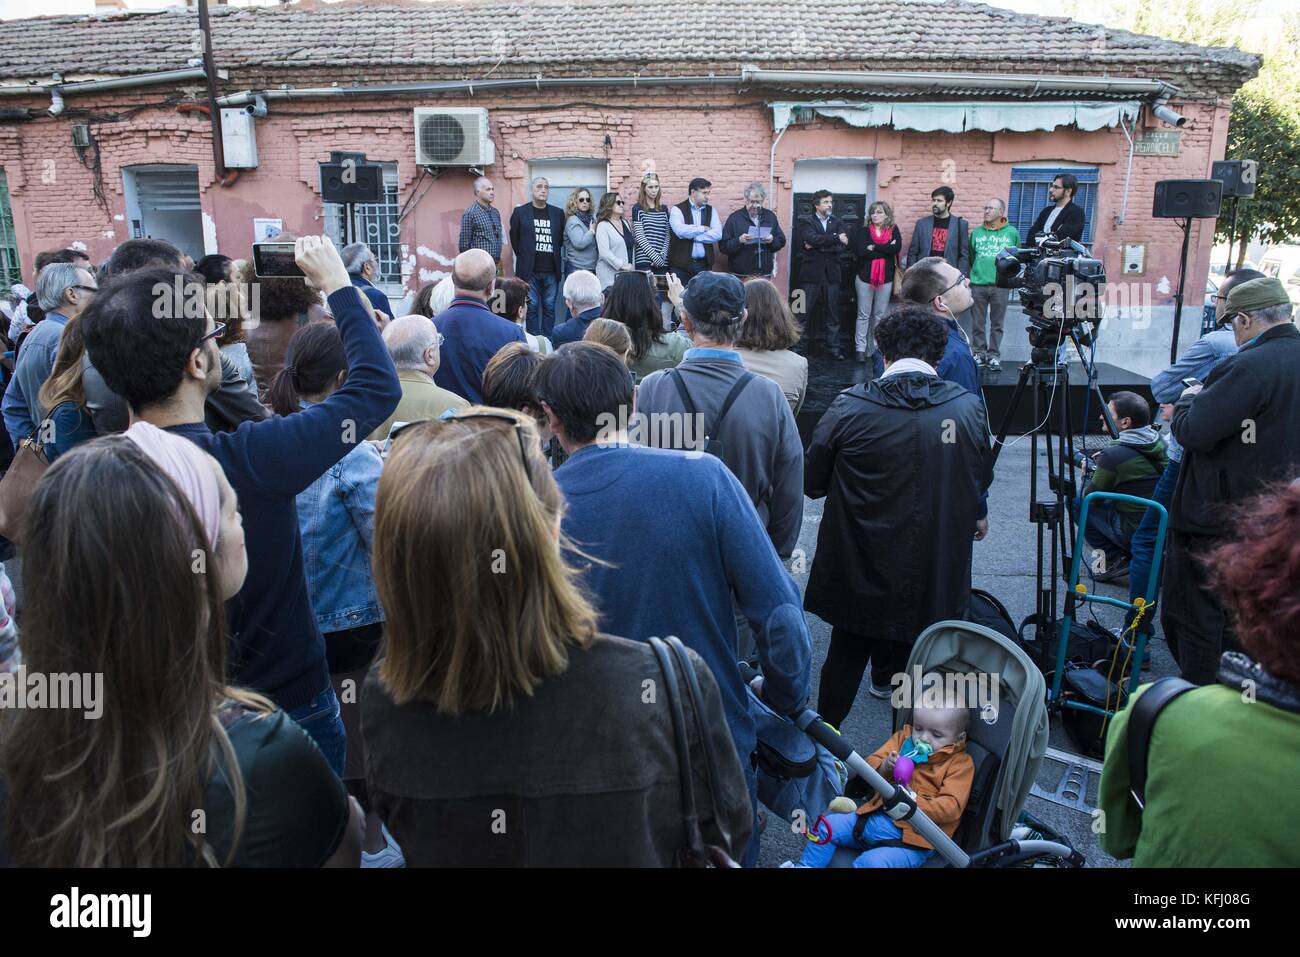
[413,107,495,166]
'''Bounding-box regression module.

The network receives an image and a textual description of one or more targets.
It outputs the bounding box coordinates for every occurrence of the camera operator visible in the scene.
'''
[1028,173,1085,244]
[1069,392,1168,584]
[1164,276,1300,684]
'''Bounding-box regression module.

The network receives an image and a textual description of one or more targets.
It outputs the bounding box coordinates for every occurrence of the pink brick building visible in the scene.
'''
[0,0,1257,366]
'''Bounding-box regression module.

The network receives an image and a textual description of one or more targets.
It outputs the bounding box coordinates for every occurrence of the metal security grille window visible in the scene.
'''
[0,171,19,287]
[1008,167,1099,246]
[323,162,402,290]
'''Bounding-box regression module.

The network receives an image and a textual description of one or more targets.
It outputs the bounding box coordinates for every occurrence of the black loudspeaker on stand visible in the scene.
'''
[1153,179,1223,365]
[320,152,384,247]
[1212,159,1258,276]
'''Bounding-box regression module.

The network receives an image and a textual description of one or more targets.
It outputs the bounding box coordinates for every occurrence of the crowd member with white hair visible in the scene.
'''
[369,314,467,440]
[457,175,504,264]
[341,242,394,323]
[411,275,456,320]
[431,248,526,404]
[509,176,566,336]
[548,269,605,347]
[720,181,786,280]
[2,261,97,443]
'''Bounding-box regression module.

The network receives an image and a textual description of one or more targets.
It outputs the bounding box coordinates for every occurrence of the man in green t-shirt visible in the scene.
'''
[968,199,1019,370]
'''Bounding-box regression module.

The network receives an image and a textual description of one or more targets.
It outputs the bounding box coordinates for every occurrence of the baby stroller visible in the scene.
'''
[749,619,1084,867]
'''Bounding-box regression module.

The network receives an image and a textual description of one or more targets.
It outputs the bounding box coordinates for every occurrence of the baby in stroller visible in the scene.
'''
[785,704,974,868]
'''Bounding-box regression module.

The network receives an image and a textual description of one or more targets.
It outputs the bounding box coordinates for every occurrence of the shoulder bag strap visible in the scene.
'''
[713,372,755,434]
[664,636,733,849]
[668,368,698,417]
[1126,676,1196,811]
[648,636,707,865]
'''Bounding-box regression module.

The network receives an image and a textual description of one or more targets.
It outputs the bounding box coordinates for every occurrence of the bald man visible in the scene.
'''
[431,249,526,403]
[368,315,468,440]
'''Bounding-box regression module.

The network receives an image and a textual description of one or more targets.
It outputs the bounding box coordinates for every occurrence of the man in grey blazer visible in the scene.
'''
[907,186,971,276]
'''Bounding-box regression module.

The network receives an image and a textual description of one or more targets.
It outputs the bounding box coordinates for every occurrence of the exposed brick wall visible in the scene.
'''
[0,86,1231,322]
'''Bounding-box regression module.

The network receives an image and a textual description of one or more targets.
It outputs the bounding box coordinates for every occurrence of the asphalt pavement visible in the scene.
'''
[757,437,1177,868]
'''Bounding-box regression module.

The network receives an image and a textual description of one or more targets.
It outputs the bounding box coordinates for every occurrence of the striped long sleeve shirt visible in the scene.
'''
[632,205,670,269]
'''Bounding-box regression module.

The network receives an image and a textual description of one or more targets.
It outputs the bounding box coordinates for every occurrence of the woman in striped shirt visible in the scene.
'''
[632,173,673,329]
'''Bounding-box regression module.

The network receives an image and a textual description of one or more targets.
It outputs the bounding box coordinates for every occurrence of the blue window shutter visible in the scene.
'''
[1008,167,1099,245]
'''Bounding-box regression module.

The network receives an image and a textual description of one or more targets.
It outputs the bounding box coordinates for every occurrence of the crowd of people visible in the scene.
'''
[0,162,1295,868]
[457,170,1088,372]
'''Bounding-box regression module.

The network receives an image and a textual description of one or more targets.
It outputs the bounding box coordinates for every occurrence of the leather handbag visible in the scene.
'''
[647,636,742,868]
[0,435,50,542]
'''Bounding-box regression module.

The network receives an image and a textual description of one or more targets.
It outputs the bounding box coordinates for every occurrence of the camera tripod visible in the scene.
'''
[990,326,1117,645]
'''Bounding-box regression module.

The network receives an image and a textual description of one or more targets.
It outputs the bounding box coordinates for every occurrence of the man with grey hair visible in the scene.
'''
[509,176,566,336]
[637,272,804,560]
[1163,276,1300,684]
[341,242,394,323]
[368,314,467,439]
[967,197,1019,371]
[720,182,786,279]
[458,175,503,264]
[431,248,525,403]
[548,269,604,346]
[2,261,97,442]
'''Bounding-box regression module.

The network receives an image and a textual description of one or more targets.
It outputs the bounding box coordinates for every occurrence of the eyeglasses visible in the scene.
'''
[938,275,970,297]
[577,197,591,203]
[387,412,536,483]
[200,321,227,343]
[71,284,98,294]
[615,200,625,206]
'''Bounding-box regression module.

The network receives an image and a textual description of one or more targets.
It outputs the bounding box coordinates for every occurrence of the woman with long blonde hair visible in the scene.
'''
[0,437,361,867]
[362,408,751,865]
[562,186,599,279]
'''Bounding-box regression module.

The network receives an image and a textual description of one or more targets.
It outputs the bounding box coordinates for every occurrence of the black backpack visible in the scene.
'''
[666,369,754,459]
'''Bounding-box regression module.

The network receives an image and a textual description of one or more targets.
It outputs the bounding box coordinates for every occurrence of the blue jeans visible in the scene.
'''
[1070,494,1133,566]
[526,272,559,336]
[1128,458,1181,631]
[796,811,933,868]
[287,685,347,777]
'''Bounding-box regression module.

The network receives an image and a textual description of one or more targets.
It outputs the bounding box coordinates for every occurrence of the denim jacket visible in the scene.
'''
[1149,328,1238,463]
[294,400,384,632]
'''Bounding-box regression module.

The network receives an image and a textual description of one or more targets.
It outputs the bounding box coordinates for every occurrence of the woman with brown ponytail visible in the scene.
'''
[0,437,361,866]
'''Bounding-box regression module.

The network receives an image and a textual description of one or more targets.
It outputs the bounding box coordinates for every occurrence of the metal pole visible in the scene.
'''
[198,0,225,179]
[1224,198,1239,276]
[1169,219,1192,365]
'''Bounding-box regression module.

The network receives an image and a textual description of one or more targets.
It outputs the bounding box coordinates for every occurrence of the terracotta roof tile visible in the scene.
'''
[0,0,1258,91]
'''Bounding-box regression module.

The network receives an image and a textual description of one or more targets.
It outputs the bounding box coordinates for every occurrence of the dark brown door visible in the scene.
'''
[789,192,864,321]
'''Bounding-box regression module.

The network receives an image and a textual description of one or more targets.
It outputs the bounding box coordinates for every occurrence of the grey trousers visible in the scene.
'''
[853,276,892,356]
[969,284,1010,358]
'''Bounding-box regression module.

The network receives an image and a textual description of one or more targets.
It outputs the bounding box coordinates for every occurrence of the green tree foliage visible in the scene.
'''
[1084,0,1300,257]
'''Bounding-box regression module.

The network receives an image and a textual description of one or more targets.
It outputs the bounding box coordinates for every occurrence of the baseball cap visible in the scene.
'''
[681,271,745,322]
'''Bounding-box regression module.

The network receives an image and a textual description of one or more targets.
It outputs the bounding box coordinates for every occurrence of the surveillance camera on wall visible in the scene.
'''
[244,95,268,118]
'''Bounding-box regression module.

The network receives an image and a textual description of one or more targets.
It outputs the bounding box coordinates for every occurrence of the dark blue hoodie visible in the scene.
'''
[168,288,401,710]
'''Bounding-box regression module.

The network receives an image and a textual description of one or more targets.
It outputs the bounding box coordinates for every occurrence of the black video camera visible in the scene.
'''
[995,236,1105,361]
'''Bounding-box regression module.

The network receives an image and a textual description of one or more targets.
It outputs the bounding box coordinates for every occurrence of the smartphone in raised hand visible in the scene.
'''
[252,243,305,279]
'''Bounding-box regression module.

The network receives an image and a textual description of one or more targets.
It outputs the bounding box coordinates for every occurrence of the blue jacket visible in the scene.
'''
[555,444,812,794]
[870,317,980,395]
[549,306,603,347]
[3,311,68,441]
[1149,328,1237,463]
[166,287,400,711]
[351,275,393,320]
[432,296,527,403]
[295,400,384,634]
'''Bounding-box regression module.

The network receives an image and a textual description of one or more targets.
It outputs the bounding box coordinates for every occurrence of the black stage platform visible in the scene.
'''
[795,357,1153,447]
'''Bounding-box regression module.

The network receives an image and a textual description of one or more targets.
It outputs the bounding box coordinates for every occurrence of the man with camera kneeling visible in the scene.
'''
[1070,391,1168,584]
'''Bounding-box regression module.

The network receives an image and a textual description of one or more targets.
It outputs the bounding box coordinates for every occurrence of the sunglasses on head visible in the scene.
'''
[389,411,534,484]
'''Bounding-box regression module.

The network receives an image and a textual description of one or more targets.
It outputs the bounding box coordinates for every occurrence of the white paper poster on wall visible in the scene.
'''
[253,218,284,242]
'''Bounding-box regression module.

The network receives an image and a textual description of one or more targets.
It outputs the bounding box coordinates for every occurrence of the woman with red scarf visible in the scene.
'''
[854,201,903,364]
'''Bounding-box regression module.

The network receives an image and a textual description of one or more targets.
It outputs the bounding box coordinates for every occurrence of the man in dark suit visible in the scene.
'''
[509,177,566,337]
[1028,173,1086,244]
[795,189,849,359]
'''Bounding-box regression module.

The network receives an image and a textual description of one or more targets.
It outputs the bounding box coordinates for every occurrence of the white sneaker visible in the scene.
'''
[988,356,1002,371]
[361,823,406,868]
